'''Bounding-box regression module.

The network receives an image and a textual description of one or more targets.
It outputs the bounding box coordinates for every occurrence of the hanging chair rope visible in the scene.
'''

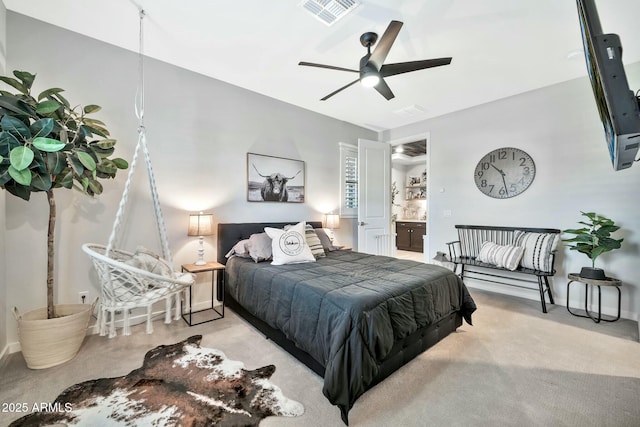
[105,9,174,269]
[82,8,192,338]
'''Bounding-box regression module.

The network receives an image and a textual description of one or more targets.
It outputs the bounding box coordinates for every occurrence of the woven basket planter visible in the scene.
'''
[14,302,95,369]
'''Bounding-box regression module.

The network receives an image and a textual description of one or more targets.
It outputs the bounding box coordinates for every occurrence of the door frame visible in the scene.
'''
[389,132,431,262]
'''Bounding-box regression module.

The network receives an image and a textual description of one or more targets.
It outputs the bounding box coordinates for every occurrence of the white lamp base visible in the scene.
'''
[194,235,206,265]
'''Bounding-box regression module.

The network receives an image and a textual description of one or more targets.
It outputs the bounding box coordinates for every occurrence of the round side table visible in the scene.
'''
[566,273,621,323]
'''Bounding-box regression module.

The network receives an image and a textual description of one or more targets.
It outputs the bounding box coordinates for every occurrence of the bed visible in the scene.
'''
[217,221,476,425]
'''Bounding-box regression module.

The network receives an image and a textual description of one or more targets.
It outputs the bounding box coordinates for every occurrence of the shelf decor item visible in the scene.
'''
[562,211,624,279]
[0,70,128,368]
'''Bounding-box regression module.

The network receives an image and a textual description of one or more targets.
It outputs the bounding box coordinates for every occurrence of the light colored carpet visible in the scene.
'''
[1,289,638,427]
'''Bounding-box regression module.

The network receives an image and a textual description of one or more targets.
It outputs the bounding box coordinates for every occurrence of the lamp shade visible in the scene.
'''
[188,212,214,236]
[325,213,340,229]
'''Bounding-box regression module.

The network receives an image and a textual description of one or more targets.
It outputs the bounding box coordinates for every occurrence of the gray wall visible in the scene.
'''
[3,12,375,347]
[0,0,7,362]
[384,65,640,321]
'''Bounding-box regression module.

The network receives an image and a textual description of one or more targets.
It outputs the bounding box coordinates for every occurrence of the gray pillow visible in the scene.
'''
[247,232,272,263]
[315,228,338,252]
[225,239,251,258]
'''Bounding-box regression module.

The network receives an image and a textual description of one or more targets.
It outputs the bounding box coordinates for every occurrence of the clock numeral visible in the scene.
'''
[483,160,491,169]
[480,179,487,188]
[498,150,507,160]
[488,184,495,193]
[523,166,530,175]
[510,184,517,192]
[519,157,527,167]
[477,170,484,178]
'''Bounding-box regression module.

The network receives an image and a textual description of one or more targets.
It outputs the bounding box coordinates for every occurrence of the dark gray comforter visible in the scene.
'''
[225,250,476,417]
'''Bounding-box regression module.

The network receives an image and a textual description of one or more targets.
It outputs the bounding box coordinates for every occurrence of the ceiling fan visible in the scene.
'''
[299,20,452,101]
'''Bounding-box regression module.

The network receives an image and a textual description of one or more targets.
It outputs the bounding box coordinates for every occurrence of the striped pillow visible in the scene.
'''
[477,241,524,271]
[513,231,559,273]
[305,224,326,259]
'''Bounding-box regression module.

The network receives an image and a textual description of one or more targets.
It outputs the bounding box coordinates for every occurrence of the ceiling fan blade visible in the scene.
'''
[374,78,395,100]
[368,20,403,70]
[299,61,359,73]
[321,78,361,101]
[380,58,452,78]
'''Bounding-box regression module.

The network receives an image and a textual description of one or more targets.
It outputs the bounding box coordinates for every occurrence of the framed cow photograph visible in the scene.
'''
[247,153,305,203]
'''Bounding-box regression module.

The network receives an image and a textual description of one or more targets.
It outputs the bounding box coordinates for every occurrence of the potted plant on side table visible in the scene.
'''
[562,211,624,280]
[0,70,128,369]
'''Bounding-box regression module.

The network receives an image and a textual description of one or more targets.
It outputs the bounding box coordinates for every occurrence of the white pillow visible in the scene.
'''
[513,231,559,273]
[264,222,316,265]
[477,241,525,271]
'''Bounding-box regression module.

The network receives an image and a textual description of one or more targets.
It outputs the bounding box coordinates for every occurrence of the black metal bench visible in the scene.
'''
[446,225,561,313]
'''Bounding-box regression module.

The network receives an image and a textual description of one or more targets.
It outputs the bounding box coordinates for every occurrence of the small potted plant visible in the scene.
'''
[1,70,128,368]
[562,211,623,280]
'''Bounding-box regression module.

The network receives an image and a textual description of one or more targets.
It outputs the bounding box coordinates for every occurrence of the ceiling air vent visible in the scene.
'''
[300,0,360,26]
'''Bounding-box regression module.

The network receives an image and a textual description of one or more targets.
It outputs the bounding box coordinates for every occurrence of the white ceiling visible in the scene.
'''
[5,0,640,131]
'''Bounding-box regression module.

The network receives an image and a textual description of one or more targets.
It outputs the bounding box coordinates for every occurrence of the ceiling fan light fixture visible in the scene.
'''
[361,71,380,88]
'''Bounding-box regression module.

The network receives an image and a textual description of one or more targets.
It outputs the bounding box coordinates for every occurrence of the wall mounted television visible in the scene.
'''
[576,0,640,171]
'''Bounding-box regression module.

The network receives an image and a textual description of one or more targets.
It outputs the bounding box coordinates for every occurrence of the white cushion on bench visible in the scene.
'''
[477,241,524,271]
[513,231,559,273]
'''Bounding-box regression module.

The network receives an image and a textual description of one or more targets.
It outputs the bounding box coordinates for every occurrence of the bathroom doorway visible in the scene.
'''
[390,133,430,262]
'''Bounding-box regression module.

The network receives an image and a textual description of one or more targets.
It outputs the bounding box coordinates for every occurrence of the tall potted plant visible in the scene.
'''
[0,70,128,368]
[562,211,623,280]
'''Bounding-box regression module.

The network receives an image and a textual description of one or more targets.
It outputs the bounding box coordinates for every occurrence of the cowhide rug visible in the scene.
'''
[11,335,304,426]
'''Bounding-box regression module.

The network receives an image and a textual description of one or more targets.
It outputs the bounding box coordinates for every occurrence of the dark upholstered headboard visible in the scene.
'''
[217,221,323,265]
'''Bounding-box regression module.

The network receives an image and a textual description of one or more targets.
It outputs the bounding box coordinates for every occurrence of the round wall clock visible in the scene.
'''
[474,147,535,199]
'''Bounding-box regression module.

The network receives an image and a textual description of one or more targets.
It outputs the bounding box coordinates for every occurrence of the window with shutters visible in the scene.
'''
[339,143,357,218]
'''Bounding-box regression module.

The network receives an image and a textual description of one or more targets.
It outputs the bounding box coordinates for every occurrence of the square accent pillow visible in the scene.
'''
[264,222,316,265]
[285,223,326,258]
[225,239,251,258]
[247,232,273,263]
[513,231,559,273]
[315,228,339,252]
[476,241,525,271]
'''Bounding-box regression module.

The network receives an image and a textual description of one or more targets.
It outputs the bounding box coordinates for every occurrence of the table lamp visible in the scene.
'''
[188,212,213,265]
[325,213,340,230]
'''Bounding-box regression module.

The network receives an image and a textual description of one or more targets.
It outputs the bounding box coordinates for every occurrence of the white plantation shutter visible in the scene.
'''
[340,143,357,218]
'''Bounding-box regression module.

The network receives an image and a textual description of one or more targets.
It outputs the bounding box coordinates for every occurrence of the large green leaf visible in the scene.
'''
[8,165,32,186]
[13,71,35,90]
[9,146,34,171]
[5,182,31,200]
[0,95,34,117]
[77,151,96,171]
[113,158,129,169]
[83,105,101,114]
[0,76,28,95]
[68,153,84,175]
[46,151,66,175]
[37,88,65,101]
[30,118,54,138]
[1,115,31,139]
[96,160,117,175]
[0,168,11,186]
[30,171,52,191]
[88,179,103,195]
[92,138,117,149]
[0,131,20,156]
[33,137,65,152]
[56,171,73,189]
[36,100,61,115]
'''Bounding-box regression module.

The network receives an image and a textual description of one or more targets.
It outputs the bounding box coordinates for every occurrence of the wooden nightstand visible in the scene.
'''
[181,261,225,326]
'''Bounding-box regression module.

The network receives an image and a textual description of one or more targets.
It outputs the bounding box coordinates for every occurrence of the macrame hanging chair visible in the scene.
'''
[82,10,194,338]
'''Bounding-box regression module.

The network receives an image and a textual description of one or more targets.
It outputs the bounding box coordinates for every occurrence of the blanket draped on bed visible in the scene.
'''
[226,250,476,419]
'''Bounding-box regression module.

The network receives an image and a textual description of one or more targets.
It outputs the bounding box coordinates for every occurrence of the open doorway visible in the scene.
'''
[390,133,430,262]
